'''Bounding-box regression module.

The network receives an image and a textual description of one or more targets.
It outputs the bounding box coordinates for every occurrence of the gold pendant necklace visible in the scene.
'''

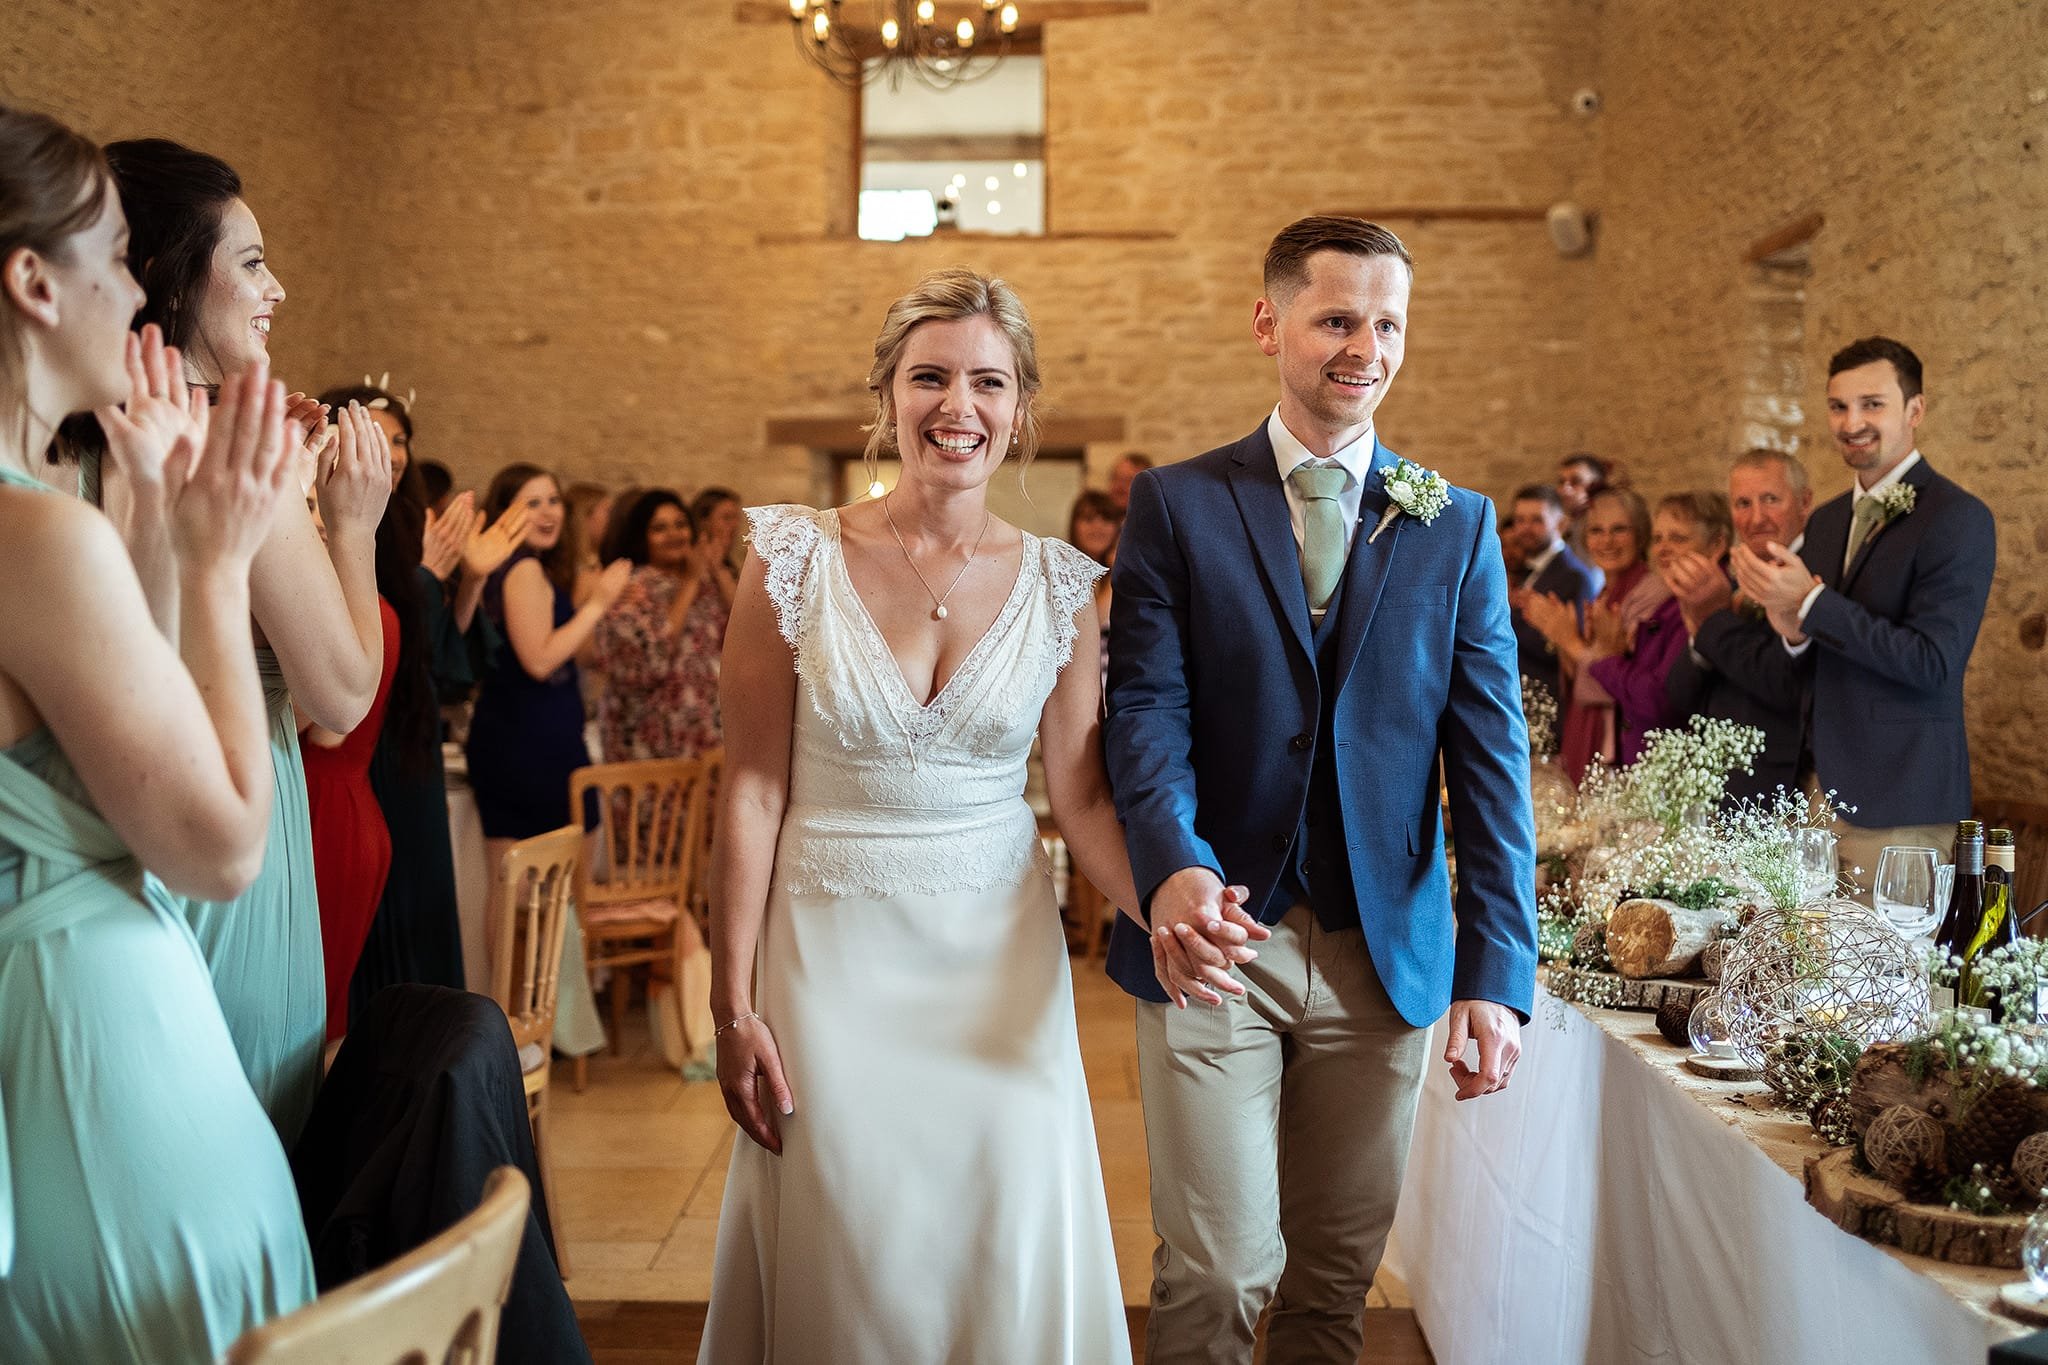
[882,492,991,622]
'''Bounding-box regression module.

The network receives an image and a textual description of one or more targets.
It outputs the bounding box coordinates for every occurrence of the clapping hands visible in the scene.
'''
[95,325,206,499]
[421,492,480,580]
[1146,866,1271,1008]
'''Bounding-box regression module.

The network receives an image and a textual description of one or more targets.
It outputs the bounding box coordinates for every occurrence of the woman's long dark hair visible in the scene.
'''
[482,462,576,591]
[320,384,437,779]
[610,488,694,567]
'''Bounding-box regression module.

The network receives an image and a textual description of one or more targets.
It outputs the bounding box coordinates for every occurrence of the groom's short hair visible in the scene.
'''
[1263,216,1414,303]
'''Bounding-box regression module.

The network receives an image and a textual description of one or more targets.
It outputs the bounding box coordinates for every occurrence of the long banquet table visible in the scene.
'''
[1384,985,2029,1365]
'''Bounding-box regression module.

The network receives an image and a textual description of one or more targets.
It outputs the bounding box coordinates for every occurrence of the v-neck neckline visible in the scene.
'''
[826,508,1034,714]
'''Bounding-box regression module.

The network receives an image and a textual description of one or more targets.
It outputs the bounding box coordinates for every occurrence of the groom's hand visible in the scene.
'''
[1444,999,1520,1100]
[1149,868,1269,1008]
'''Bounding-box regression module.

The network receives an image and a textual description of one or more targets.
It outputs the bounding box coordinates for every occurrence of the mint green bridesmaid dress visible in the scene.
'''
[0,472,315,1362]
[177,649,327,1146]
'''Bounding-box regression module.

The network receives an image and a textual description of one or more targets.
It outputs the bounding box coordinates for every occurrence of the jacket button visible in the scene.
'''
[1289,733,1312,753]
[1272,835,1290,853]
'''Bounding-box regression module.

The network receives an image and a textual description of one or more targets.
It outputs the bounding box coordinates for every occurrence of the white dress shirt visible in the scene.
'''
[1267,406,1375,560]
[1787,450,1920,652]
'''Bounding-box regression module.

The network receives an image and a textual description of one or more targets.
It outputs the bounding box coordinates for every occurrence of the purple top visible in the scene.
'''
[1586,594,1687,767]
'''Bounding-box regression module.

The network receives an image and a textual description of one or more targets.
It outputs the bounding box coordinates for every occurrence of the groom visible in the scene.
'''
[1105,216,1537,1363]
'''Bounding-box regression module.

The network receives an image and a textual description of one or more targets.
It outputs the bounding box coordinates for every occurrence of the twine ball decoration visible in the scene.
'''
[1717,902,1927,1068]
[2015,1131,2048,1201]
[1864,1103,1946,1188]
[1700,938,1729,984]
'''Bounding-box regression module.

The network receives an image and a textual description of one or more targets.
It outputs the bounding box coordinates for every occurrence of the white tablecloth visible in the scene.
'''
[1385,987,2021,1365]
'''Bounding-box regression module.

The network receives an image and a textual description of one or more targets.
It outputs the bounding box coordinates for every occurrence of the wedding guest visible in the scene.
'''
[592,488,728,762]
[1664,449,1813,802]
[1556,451,1607,561]
[1734,337,1995,882]
[101,137,392,1144]
[0,105,314,1358]
[1522,485,1653,783]
[1068,489,1122,690]
[565,479,613,587]
[466,464,629,945]
[690,484,745,613]
[1504,483,1599,710]
[1106,450,1153,512]
[418,458,455,514]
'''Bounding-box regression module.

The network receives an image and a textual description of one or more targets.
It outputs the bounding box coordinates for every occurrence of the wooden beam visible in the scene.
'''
[736,1,1145,22]
[768,413,1125,448]
[1745,212,1824,264]
[864,133,1045,163]
[1325,206,1550,224]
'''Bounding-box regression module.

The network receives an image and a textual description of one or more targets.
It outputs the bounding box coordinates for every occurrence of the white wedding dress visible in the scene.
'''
[698,505,1130,1365]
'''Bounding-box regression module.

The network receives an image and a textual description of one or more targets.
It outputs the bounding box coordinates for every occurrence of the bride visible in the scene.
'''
[699,269,1262,1362]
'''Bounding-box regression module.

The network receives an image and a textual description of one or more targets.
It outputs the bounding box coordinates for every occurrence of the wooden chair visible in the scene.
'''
[223,1165,529,1364]
[568,757,715,1089]
[682,749,724,936]
[489,823,580,1278]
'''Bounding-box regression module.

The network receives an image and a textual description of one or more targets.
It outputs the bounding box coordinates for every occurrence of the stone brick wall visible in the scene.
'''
[5,0,364,392]
[1581,0,2048,803]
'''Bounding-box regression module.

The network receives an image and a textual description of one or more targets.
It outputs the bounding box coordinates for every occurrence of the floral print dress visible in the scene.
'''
[594,565,728,762]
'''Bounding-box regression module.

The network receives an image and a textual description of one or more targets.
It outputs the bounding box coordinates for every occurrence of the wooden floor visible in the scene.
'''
[575,1300,1434,1364]
[554,961,1431,1363]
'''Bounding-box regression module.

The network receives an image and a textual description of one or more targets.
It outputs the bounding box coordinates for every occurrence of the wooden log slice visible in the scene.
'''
[1540,965,1711,1017]
[1805,1147,2030,1267]
[1604,897,1730,979]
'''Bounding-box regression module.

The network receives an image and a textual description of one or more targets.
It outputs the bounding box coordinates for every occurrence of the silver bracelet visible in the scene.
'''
[714,1011,761,1038]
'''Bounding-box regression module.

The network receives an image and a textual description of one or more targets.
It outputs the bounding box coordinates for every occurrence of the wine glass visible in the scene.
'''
[1873,846,1942,939]
[1795,828,1840,902]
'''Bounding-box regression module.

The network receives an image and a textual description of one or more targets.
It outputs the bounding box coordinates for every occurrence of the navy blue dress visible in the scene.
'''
[464,551,590,839]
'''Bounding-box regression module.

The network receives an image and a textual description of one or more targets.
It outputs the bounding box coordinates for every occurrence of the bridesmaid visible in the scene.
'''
[0,105,313,1360]
[99,139,393,1143]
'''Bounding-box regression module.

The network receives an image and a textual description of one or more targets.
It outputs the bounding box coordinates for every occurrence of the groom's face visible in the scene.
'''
[1255,249,1410,439]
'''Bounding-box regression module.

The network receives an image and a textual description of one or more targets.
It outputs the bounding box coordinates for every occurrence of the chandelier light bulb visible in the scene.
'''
[788,0,807,19]
[956,18,975,46]
[1013,162,1027,177]
[987,200,1002,215]
[881,16,900,46]
[916,0,935,24]
[984,175,1000,190]
[1000,3,1019,33]
[811,8,830,41]
[984,0,1000,9]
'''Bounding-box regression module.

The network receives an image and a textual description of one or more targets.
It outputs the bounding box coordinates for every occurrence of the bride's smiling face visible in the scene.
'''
[889,315,1021,494]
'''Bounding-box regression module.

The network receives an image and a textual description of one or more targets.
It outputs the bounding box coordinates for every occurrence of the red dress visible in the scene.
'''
[302,598,401,1040]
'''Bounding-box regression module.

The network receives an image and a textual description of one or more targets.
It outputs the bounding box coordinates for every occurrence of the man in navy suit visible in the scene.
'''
[1105,217,1537,1364]
[1733,336,1994,882]
[1505,482,1600,711]
[1663,449,1814,804]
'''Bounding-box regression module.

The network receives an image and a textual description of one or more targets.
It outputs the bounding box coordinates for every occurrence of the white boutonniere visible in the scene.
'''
[1872,483,1916,524]
[1368,460,1452,544]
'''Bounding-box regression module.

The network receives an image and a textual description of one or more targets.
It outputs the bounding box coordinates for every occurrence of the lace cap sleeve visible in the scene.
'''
[744,504,825,648]
[1041,537,1109,674]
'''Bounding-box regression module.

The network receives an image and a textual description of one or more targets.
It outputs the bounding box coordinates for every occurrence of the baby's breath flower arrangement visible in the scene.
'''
[1715,786,1847,912]
[1619,717,1765,837]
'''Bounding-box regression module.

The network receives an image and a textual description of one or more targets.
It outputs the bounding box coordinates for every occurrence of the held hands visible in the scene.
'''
[420,492,479,580]
[1729,542,1818,642]
[1147,866,1270,1009]
[715,1015,795,1155]
[461,500,532,580]
[1444,999,1520,1101]
[313,401,394,533]
[165,359,294,571]
[95,325,206,499]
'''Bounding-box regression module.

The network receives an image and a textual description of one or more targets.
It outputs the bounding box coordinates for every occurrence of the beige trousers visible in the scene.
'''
[1805,774,1955,901]
[1135,903,1430,1365]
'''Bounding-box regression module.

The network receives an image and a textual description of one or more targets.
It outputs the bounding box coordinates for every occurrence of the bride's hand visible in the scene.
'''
[716,1015,795,1154]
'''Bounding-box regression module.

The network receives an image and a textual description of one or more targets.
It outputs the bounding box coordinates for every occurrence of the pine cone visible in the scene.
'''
[1900,1154,1948,1204]
[1984,1164,2029,1211]
[1947,1081,2035,1177]
[1655,995,1692,1047]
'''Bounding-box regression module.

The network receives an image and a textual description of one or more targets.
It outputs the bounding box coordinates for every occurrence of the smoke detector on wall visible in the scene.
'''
[1547,203,1595,258]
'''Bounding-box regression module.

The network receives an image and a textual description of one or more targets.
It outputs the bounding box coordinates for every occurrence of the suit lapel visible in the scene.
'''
[1805,494,1852,590]
[1326,440,1403,693]
[1226,426,1314,661]
[1842,457,1934,594]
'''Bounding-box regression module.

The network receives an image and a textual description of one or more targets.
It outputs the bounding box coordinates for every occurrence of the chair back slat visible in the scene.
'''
[223,1166,530,1363]
[684,750,723,932]
[569,758,709,909]
[491,824,581,1053]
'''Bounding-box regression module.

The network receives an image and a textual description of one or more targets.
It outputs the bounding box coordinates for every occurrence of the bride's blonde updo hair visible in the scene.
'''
[863,268,1042,477]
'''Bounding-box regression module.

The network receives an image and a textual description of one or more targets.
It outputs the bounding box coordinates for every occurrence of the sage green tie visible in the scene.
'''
[1289,462,1351,615]
[1844,495,1884,573]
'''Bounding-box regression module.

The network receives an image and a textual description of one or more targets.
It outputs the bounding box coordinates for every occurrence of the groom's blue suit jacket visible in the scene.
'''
[1103,424,1538,1026]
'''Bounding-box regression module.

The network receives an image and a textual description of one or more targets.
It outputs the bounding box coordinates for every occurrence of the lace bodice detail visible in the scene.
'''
[745,504,1103,899]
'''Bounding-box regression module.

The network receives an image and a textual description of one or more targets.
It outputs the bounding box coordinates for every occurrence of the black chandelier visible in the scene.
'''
[786,0,1022,90]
